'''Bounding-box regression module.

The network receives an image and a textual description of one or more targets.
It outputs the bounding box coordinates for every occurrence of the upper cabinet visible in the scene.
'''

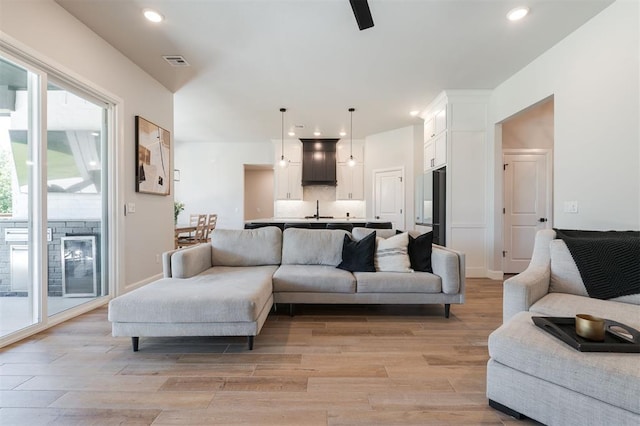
[336,162,364,200]
[274,140,302,200]
[336,139,364,200]
[422,101,448,172]
[423,106,447,140]
[336,139,364,163]
[424,132,447,171]
[275,162,302,200]
[275,140,302,164]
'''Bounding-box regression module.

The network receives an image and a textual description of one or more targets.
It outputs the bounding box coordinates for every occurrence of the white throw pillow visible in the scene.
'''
[375,232,413,273]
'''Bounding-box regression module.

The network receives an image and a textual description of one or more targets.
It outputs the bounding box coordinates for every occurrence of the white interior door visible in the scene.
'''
[373,168,404,229]
[503,152,551,273]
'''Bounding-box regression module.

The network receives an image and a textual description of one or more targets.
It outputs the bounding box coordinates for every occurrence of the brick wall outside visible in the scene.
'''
[0,220,101,297]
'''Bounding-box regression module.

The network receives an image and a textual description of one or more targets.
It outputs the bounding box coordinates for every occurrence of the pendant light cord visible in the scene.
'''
[349,107,355,165]
[280,108,286,164]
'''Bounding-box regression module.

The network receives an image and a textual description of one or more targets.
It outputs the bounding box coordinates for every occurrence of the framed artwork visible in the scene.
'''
[135,116,171,195]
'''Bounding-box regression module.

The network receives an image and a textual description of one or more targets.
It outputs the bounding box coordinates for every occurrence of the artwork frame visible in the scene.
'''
[135,116,171,195]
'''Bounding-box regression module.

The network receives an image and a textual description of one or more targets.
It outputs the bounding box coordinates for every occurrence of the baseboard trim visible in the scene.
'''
[465,267,487,278]
[122,273,163,295]
[486,270,504,280]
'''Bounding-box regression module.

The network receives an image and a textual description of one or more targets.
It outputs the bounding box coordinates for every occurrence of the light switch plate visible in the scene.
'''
[564,201,578,213]
[127,202,136,214]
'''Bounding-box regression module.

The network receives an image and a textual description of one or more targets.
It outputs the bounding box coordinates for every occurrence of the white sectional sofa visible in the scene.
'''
[487,229,640,425]
[109,226,465,351]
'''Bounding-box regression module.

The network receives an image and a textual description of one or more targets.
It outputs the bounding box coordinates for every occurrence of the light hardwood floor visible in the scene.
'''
[0,278,539,425]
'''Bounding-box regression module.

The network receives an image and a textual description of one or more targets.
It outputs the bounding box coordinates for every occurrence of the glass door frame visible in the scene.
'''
[0,45,118,348]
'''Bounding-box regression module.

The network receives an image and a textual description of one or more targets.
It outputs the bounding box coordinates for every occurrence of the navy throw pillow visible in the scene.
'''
[337,231,376,272]
[398,230,433,273]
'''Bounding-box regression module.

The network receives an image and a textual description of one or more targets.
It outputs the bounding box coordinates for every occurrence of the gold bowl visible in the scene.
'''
[575,314,605,341]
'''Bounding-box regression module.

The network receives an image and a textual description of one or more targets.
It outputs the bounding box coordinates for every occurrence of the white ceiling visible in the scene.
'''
[55,0,613,143]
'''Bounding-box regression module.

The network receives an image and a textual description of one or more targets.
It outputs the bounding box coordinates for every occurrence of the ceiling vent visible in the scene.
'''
[162,55,190,67]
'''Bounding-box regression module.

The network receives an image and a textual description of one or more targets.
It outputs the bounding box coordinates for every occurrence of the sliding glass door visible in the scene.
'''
[0,56,37,336]
[0,51,110,339]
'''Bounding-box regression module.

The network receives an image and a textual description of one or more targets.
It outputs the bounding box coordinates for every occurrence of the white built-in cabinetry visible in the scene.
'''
[336,163,364,200]
[420,90,491,277]
[336,139,364,200]
[275,140,302,200]
[423,105,447,171]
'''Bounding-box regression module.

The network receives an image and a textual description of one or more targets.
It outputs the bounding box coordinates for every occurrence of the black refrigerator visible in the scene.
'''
[430,167,446,246]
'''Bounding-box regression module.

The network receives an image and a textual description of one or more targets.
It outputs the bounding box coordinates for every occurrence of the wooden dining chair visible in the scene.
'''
[176,214,207,248]
[204,214,218,242]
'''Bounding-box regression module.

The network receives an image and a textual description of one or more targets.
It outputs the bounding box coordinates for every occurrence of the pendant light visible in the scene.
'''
[279,108,287,167]
[348,107,356,167]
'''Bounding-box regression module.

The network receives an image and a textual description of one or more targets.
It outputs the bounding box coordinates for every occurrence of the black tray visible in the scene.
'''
[532,316,640,353]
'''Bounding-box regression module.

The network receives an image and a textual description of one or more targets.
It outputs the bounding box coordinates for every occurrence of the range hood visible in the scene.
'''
[300,138,338,186]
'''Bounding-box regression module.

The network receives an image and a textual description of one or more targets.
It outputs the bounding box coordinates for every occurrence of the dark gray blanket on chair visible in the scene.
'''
[555,229,640,300]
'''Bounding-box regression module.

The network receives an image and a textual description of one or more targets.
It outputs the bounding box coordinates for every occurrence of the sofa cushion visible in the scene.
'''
[530,293,640,330]
[406,231,433,273]
[489,311,640,415]
[374,232,412,272]
[108,266,277,323]
[354,271,441,293]
[211,227,282,266]
[273,264,356,293]
[282,228,347,266]
[550,240,640,305]
[338,232,376,272]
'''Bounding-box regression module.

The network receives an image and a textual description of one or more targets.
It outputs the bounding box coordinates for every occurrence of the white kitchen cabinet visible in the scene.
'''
[336,139,364,163]
[275,140,302,163]
[275,162,302,200]
[423,106,447,140]
[336,162,364,200]
[424,132,446,171]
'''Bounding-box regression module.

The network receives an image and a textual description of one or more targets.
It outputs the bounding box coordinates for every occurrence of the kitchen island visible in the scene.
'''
[244,218,392,230]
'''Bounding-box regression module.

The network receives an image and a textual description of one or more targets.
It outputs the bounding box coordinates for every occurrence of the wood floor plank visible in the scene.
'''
[0,390,65,408]
[327,408,505,425]
[0,278,529,424]
[0,375,32,390]
[49,391,214,410]
[0,407,161,426]
[15,375,167,392]
[151,407,328,425]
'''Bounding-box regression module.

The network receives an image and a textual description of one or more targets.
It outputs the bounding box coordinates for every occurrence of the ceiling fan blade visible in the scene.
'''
[349,0,374,31]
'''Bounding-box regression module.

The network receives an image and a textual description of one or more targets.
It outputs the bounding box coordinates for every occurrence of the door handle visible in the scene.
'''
[539,218,548,223]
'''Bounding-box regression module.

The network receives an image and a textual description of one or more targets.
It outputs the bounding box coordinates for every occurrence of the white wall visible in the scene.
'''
[488,0,640,270]
[364,125,420,230]
[502,99,554,150]
[174,142,273,229]
[0,0,174,290]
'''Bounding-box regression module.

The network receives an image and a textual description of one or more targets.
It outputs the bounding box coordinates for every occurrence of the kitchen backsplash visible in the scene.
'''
[275,186,366,218]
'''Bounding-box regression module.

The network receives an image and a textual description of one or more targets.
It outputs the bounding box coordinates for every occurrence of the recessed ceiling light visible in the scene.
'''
[143,9,164,23]
[288,131,295,136]
[507,6,529,21]
[314,131,321,136]
[339,131,347,137]
[410,110,420,117]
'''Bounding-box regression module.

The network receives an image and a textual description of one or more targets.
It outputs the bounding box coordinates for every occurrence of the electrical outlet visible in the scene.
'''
[155,254,160,264]
[564,201,578,213]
